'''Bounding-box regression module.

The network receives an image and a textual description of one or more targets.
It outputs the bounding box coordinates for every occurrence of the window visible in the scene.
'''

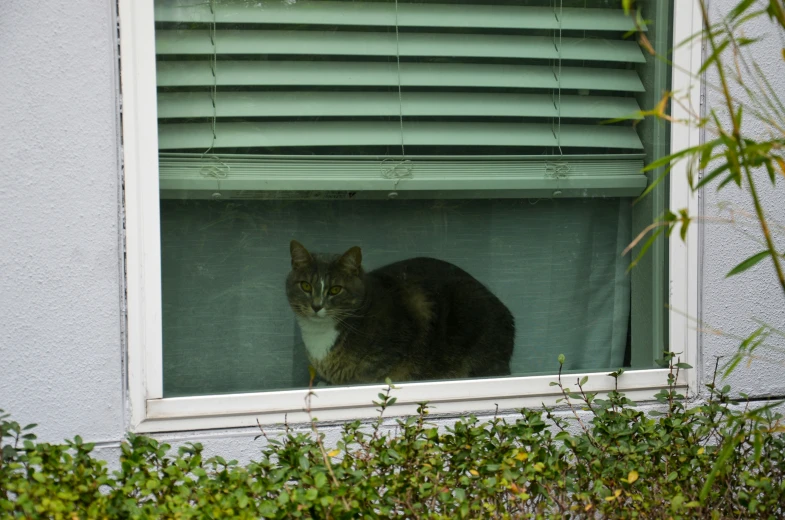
[120,0,700,432]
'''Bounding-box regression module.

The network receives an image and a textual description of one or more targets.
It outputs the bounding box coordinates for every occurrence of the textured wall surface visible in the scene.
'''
[0,0,782,462]
[700,0,785,397]
[0,1,125,443]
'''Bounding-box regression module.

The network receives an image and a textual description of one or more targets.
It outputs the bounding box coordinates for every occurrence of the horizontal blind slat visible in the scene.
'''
[157,61,645,92]
[157,155,647,198]
[158,92,643,120]
[158,122,643,150]
[155,30,646,63]
[155,0,639,32]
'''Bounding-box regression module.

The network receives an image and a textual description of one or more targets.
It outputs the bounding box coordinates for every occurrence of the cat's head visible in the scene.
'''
[286,240,366,321]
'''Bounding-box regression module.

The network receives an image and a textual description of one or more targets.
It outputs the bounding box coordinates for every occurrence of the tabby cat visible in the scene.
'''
[285,240,515,385]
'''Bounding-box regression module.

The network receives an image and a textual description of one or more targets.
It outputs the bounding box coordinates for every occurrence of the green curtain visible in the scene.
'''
[161,198,630,396]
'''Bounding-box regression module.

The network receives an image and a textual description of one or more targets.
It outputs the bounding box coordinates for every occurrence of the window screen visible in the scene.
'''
[154,0,672,397]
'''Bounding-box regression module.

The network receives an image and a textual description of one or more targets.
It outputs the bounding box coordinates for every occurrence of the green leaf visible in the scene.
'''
[726,251,770,277]
[701,425,746,501]
[627,227,664,272]
[695,162,731,189]
[765,160,777,184]
[634,166,670,203]
[679,214,691,242]
[699,39,730,74]
[729,0,757,21]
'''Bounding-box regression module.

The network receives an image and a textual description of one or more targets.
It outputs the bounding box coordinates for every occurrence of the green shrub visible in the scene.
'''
[2,356,784,519]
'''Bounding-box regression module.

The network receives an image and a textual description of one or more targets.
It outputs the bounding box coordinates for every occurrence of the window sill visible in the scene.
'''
[136,368,681,433]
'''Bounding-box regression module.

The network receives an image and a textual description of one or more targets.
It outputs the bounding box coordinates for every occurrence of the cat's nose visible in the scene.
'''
[311,303,323,313]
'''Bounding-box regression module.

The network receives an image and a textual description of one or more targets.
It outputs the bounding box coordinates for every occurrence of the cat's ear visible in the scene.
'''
[290,240,313,270]
[338,246,362,274]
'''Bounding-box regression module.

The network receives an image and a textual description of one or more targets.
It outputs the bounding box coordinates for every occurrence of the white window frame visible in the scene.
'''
[119,0,701,433]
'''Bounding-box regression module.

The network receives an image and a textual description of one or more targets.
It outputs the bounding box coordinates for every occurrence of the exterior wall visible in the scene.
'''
[700,0,785,397]
[0,0,782,463]
[0,1,126,448]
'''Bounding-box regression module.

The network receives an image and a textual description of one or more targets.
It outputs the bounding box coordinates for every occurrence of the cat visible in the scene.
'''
[285,240,515,385]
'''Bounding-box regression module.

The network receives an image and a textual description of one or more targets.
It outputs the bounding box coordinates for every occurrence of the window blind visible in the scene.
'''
[154,0,648,199]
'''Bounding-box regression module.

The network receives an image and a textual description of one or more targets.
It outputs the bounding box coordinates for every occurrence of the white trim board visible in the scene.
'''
[669,0,702,395]
[119,0,164,431]
[120,0,702,433]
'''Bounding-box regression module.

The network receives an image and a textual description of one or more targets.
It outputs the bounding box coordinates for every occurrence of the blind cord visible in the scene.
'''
[381,0,413,189]
[203,0,218,159]
[555,0,563,157]
[551,0,566,196]
[199,0,229,184]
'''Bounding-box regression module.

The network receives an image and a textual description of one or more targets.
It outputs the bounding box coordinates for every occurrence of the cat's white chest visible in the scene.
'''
[296,317,339,361]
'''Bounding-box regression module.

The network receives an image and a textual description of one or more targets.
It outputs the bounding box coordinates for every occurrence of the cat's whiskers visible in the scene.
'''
[331,316,375,338]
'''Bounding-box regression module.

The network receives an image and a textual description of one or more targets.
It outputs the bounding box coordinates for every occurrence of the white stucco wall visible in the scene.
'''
[0,1,126,446]
[0,0,783,462]
[700,0,785,397]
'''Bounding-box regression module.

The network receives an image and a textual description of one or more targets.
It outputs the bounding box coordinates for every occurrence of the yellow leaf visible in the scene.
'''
[614,489,622,497]
[327,450,340,457]
[775,157,785,178]
[697,447,705,455]
[469,469,479,476]
[627,470,639,484]
[515,452,529,461]
[605,495,617,502]
[585,504,593,511]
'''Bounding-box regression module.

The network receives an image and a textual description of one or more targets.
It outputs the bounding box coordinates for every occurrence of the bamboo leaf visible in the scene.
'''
[641,142,709,173]
[696,163,731,189]
[679,214,691,242]
[700,429,744,501]
[628,227,664,272]
[765,160,777,184]
[729,0,757,21]
[699,39,730,74]
[775,156,785,178]
[634,167,670,204]
[726,251,770,277]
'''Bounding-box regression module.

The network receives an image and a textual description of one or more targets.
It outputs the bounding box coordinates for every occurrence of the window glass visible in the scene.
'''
[154,0,672,397]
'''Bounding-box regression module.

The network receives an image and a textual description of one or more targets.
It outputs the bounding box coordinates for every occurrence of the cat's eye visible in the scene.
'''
[300,281,312,292]
[329,286,343,295]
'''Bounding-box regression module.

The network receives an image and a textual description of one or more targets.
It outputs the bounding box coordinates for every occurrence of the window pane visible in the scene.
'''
[154,0,671,397]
